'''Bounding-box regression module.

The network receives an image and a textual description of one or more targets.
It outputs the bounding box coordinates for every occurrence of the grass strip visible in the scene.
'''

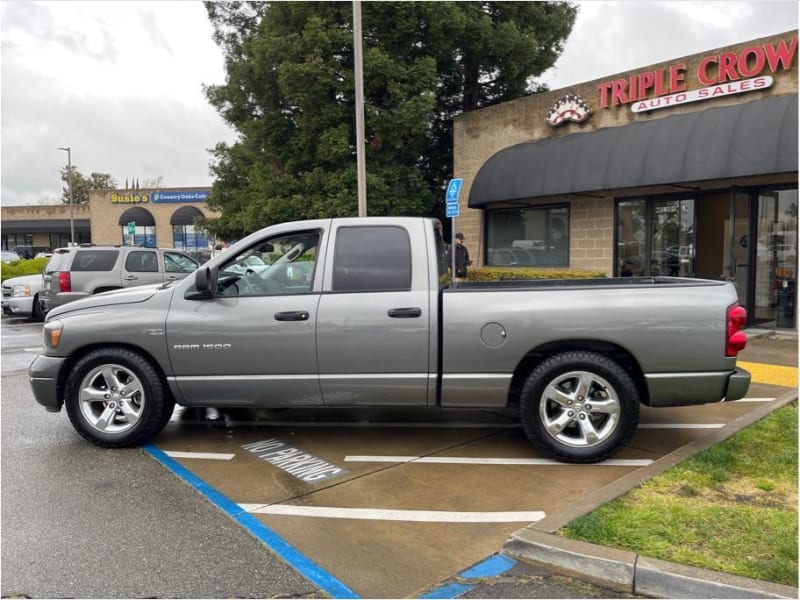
[562,403,798,586]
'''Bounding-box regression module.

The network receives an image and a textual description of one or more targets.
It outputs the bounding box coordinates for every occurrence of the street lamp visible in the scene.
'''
[58,147,75,245]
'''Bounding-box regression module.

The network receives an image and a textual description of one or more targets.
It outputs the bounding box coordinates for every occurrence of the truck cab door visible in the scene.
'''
[165,229,324,408]
[316,222,432,406]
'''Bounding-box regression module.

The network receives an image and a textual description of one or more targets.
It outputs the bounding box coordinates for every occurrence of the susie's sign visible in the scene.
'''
[597,36,796,113]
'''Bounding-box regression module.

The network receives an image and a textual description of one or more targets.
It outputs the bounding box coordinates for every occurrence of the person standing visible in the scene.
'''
[453,232,472,282]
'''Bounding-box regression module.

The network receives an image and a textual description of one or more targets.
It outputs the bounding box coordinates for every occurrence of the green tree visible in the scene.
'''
[60,167,116,204]
[204,1,576,238]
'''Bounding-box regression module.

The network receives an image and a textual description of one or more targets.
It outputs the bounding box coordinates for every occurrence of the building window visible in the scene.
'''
[486,205,569,267]
[616,198,695,277]
[172,224,210,263]
[2,234,33,250]
[121,225,156,247]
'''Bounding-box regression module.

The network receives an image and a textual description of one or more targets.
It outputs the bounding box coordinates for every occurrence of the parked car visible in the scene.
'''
[1,250,21,263]
[2,273,45,320]
[38,245,199,315]
[30,217,750,463]
[13,245,52,260]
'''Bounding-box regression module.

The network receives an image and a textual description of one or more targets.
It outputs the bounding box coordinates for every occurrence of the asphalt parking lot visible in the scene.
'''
[2,314,796,598]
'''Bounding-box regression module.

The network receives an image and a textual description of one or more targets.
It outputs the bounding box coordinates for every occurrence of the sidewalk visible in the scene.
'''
[427,329,798,599]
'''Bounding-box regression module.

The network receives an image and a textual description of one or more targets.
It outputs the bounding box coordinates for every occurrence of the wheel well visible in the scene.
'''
[93,286,121,294]
[57,343,174,408]
[507,339,650,408]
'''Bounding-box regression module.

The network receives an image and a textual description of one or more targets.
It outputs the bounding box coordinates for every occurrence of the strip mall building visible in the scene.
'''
[454,30,797,329]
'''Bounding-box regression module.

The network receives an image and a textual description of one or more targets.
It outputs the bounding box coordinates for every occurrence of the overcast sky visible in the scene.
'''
[1,1,798,206]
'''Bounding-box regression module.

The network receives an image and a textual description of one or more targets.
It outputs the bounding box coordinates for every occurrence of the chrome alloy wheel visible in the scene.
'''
[78,363,146,434]
[539,370,621,448]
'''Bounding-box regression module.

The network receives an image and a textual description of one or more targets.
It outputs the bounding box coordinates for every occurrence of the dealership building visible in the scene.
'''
[453,30,797,329]
[2,31,797,329]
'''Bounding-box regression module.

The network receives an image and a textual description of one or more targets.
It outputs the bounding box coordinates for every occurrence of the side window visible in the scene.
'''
[72,250,119,271]
[125,251,159,273]
[165,252,199,273]
[217,230,320,297]
[333,226,411,292]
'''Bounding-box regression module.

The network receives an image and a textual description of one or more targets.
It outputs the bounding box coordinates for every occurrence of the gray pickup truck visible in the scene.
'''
[29,217,750,463]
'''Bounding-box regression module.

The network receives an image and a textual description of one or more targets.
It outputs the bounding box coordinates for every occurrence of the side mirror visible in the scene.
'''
[185,266,214,299]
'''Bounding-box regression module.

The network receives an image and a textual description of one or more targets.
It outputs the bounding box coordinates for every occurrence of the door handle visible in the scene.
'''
[387,307,422,318]
[123,276,137,281]
[275,311,310,321]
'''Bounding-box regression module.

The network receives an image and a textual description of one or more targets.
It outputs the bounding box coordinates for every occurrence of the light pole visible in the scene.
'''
[352,0,367,217]
[58,147,75,245]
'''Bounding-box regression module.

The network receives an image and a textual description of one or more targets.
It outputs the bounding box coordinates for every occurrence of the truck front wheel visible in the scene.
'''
[64,348,173,448]
[520,351,639,463]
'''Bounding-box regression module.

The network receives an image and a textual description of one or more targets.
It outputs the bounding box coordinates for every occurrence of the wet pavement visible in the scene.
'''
[2,314,796,598]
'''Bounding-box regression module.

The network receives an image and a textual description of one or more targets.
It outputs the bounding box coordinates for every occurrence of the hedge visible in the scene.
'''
[466,266,606,282]
[1,257,49,282]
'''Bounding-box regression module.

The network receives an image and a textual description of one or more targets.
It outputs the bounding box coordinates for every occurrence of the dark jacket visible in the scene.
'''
[453,244,470,278]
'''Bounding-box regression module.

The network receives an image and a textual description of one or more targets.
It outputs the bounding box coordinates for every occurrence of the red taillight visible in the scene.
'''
[58,271,71,293]
[726,304,747,357]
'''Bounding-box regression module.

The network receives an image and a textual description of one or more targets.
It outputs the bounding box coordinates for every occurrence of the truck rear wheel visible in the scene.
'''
[520,351,639,463]
[64,348,173,448]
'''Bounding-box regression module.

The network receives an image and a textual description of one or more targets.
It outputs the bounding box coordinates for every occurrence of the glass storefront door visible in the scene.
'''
[754,189,798,328]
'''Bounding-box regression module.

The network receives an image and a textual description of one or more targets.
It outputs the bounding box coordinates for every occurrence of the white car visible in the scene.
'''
[2,273,45,320]
[1,250,21,263]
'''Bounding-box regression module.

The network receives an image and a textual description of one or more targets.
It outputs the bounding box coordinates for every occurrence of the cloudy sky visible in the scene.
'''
[1,1,798,206]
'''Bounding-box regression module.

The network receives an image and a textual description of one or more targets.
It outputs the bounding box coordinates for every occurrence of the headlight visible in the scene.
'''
[43,320,63,349]
[12,283,31,297]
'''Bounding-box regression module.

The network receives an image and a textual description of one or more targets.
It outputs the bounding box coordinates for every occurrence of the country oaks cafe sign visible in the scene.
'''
[597,36,797,113]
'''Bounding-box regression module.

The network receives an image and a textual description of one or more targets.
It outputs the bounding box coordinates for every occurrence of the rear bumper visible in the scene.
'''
[40,292,90,313]
[29,354,67,412]
[645,368,751,407]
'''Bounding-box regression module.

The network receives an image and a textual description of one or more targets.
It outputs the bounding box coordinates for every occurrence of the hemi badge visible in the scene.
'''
[144,328,164,336]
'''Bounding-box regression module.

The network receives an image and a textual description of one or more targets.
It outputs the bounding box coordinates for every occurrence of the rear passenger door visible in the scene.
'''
[122,250,163,288]
[316,223,432,406]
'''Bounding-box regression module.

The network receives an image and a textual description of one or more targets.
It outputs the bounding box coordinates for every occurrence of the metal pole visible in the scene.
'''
[58,147,75,244]
[352,0,367,217]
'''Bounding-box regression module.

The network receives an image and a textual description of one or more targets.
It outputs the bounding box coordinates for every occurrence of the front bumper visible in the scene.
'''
[8,296,35,316]
[29,354,67,412]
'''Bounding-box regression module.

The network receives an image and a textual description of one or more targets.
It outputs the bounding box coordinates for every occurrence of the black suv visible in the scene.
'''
[39,246,199,315]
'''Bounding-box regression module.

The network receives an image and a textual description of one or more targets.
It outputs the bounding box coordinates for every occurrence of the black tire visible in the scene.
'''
[64,347,174,448]
[520,351,639,463]
[31,294,44,322]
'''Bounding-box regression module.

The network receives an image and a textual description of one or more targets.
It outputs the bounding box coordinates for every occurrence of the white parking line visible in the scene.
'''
[238,504,546,523]
[733,397,776,402]
[224,420,521,429]
[344,456,653,466]
[164,451,235,460]
[639,423,724,429]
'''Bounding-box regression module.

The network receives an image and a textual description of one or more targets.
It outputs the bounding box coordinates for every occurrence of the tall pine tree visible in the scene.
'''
[203,1,576,238]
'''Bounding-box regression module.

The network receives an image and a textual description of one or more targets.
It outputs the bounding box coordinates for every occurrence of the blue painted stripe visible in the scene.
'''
[144,445,359,599]
[418,582,473,599]
[459,553,516,579]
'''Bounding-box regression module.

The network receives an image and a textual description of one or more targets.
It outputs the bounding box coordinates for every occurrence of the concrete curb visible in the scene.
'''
[505,529,799,599]
[503,386,799,599]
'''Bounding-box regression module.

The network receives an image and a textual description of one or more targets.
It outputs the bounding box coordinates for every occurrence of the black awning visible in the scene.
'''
[118,207,155,226]
[170,205,205,225]
[469,94,798,208]
[1,219,91,233]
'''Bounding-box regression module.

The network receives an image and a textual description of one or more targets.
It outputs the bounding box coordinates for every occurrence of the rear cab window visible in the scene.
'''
[333,226,412,292]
